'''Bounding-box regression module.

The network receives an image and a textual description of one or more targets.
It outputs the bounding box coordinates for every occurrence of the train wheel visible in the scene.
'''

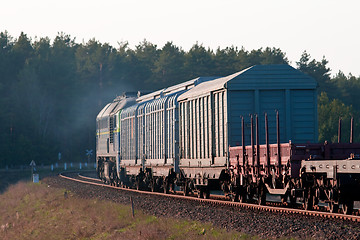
[150,180,156,192]
[183,184,189,196]
[197,188,204,198]
[204,188,210,199]
[329,202,339,213]
[239,189,247,203]
[303,193,314,210]
[136,179,141,190]
[342,200,354,215]
[239,193,247,203]
[289,194,297,206]
[169,183,175,193]
[163,181,169,194]
[258,194,266,205]
[246,185,255,203]
[258,186,266,205]
[230,193,239,202]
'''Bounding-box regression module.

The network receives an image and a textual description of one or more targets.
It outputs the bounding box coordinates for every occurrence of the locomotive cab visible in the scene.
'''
[96,93,137,184]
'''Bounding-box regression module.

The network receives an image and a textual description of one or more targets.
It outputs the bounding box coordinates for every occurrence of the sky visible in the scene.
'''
[2,0,360,76]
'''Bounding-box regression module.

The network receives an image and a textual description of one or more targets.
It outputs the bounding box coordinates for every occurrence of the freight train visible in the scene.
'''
[96,64,360,214]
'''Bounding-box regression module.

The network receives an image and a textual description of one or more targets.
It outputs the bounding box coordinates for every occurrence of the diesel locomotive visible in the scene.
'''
[96,64,360,214]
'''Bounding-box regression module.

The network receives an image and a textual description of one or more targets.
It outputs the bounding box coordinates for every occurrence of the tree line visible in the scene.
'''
[1,31,359,167]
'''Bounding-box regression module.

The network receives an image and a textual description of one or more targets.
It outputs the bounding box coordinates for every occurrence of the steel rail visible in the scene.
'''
[59,172,360,222]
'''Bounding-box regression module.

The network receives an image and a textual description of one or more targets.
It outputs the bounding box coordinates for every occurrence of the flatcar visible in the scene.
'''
[227,113,360,214]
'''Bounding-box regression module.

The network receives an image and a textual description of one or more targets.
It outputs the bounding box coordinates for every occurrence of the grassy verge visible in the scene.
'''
[0,181,253,240]
[0,166,94,193]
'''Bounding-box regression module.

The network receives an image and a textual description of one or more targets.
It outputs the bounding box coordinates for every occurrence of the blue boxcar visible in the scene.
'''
[177,65,317,181]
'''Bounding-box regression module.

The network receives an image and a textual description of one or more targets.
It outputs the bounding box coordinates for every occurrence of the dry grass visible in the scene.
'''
[0,182,251,240]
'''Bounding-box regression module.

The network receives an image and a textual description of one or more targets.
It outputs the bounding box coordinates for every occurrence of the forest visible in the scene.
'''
[1,31,360,167]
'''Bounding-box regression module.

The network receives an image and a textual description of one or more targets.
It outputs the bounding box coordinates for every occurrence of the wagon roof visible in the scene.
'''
[136,76,218,102]
[177,64,317,101]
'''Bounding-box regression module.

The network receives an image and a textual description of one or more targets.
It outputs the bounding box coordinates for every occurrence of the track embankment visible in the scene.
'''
[42,173,360,240]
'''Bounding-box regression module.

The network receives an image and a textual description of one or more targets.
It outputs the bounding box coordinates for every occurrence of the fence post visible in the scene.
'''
[130,196,135,218]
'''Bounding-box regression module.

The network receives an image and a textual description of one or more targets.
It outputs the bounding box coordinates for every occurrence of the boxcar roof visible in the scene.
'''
[178,64,317,101]
[136,76,218,102]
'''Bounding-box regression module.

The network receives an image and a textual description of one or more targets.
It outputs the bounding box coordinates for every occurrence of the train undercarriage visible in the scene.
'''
[97,156,360,215]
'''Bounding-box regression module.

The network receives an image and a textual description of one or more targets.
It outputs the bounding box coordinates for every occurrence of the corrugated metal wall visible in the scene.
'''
[120,105,138,160]
[144,97,167,160]
[137,104,146,161]
[118,93,184,167]
[227,90,254,146]
[166,95,177,162]
[179,91,227,164]
[213,90,227,160]
[227,88,317,146]
[258,90,286,144]
[290,89,317,143]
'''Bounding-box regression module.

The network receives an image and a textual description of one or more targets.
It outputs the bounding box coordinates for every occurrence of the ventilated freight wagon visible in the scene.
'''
[177,64,317,181]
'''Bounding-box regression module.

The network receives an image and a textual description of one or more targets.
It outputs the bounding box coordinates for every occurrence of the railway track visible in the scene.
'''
[59,172,360,223]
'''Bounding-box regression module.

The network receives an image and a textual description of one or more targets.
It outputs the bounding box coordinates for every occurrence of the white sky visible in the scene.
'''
[2,0,360,76]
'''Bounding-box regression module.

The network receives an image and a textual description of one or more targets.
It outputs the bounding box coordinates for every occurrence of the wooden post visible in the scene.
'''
[130,196,135,218]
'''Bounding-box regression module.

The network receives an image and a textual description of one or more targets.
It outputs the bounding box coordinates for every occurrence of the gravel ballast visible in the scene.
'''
[42,175,360,240]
